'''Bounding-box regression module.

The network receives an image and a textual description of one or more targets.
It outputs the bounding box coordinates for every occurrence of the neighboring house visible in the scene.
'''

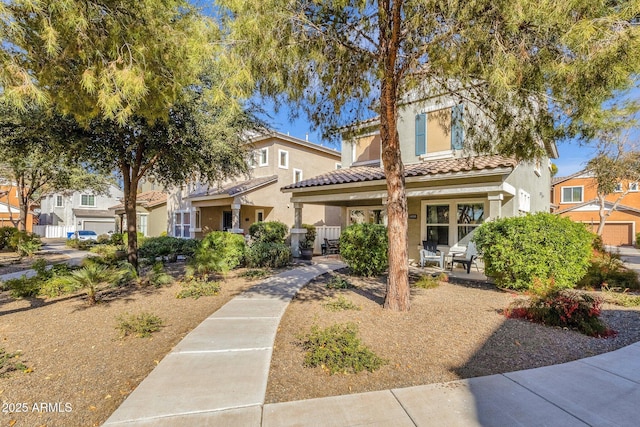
[552,171,640,246]
[0,185,35,232]
[282,94,557,262]
[111,178,168,237]
[168,131,342,245]
[39,184,123,235]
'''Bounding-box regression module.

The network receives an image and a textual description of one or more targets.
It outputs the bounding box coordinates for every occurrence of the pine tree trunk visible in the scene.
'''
[379,8,410,311]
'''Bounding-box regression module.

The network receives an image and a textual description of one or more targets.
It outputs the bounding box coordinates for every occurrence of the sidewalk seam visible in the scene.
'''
[389,389,418,427]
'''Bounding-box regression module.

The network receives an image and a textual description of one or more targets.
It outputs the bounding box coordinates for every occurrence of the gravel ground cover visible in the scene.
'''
[265,269,640,403]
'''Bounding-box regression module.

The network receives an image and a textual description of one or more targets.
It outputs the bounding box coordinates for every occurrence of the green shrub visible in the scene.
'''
[506,289,614,337]
[473,213,594,291]
[637,233,640,249]
[97,233,111,244]
[324,295,361,312]
[116,312,164,338]
[4,275,41,298]
[601,286,640,307]
[578,249,640,290]
[139,236,183,262]
[90,244,126,262]
[249,221,288,244]
[414,275,440,289]
[176,276,221,299]
[122,231,146,247]
[65,238,93,250]
[299,323,387,374]
[8,231,41,256]
[188,232,245,276]
[110,233,124,245]
[326,276,353,289]
[138,263,174,287]
[245,242,291,268]
[0,227,18,250]
[300,223,317,249]
[339,223,388,277]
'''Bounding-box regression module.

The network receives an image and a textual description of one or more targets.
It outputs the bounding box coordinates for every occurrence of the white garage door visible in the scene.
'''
[83,221,115,235]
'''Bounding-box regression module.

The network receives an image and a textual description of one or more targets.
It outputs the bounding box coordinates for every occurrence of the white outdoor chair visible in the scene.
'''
[420,241,445,269]
[450,241,479,274]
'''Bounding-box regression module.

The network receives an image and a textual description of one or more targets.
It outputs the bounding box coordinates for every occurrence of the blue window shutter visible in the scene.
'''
[415,113,426,156]
[451,104,464,150]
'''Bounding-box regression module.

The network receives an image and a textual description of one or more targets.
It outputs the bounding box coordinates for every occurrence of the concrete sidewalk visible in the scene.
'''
[102,255,640,426]
[0,241,92,281]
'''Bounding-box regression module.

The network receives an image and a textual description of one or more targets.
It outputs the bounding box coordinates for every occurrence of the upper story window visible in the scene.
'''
[293,168,303,183]
[352,134,381,165]
[336,163,342,169]
[278,149,289,169]
[614,183,623,192]
[415,104,464,156]
[259,147,268,166]
[561,186,583,203]
[630,182,638,192]
[81,195,96,207]
[55,195,63,207]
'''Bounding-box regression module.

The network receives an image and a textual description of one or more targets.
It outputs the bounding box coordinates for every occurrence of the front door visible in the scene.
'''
[223,211,232,231]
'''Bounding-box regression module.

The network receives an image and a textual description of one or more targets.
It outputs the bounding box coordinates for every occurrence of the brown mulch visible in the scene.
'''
[265,269,640,403]
[0,264,260,427]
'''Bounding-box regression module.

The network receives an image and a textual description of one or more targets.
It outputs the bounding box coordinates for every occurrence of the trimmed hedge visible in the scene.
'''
[339,223,388,276]
[248,221,288,244]
[473,213,594,291]
[189,232,245,275]
[245,242,291,268]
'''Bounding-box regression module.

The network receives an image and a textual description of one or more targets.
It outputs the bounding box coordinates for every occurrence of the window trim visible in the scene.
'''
[255,209,264,223]
[630,182,639,192]
[258,147,268,166]
[55,195,64,207]
[80,194,96,207]
[421,199,486,248]
[335,162,342,169]
[293,168,303,183]
[560,186,584,204]
[173,210,192,238]
[278,149,289,169]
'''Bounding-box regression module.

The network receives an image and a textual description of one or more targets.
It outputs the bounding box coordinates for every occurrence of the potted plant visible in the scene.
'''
[299,224,316,260]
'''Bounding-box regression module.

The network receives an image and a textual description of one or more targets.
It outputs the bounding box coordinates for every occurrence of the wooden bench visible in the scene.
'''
[322,238,340,255]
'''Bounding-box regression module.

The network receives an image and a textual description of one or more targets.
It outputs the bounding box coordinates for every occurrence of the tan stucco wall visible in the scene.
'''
[147,204,167,237]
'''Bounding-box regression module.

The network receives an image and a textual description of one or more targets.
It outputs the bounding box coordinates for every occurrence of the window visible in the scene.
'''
[256,209,264,223]
[137,214,148,237]
[278,149,289,169]
[451,104,464,150]
[336,163,342,169]
[426,205,449,245]
[630,182,639,192]
[518,190,531,213]
[293,168,303,183]
[81,194,96,207]
[249,152,257,168]
[615,183,623,192]
[259,148,268,166]
[415,113,426,156]
[416,105,462,156]
[174,212,191,238]
[194,209,201,231]
[534,160,542,176]
[561,186,583,203]
[457,203,484,241]
[55,195,63,207]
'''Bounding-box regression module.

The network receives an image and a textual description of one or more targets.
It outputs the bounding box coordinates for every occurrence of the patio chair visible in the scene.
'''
[450,241,479,274]
[420,240,444,269]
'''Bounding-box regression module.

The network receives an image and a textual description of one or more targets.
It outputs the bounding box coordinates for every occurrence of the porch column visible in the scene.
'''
[487,193,503,220]
[230,201,243,234]
[291,202,306,258]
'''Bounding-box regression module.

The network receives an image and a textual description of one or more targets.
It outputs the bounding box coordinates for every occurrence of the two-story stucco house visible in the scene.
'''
[282,93,558,262]
[0,184,36,231]
[168,131,342,250]
[39,184,123,235]
[552,171,640,246]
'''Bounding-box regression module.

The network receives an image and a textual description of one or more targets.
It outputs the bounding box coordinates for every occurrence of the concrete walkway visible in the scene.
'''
[0,241,93,281]
[102,252,640,427]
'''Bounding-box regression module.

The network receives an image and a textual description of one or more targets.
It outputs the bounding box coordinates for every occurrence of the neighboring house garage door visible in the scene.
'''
[83,221,114,235]
[601,223,633,246]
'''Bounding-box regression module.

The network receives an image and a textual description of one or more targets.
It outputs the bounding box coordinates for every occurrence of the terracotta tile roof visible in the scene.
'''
[551,170,588,186]
[110,191,167,210]
[188,175,278,199]
[282,155,517,190]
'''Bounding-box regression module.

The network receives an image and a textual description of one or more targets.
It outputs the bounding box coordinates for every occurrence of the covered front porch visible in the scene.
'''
[282,155,518,262]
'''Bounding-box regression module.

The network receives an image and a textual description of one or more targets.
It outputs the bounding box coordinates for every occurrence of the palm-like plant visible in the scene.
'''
[62,263,124,305]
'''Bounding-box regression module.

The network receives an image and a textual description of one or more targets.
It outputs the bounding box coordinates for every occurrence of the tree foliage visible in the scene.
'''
[586,145,640,235]
[0,105,112,230]
[218,0,640,310]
